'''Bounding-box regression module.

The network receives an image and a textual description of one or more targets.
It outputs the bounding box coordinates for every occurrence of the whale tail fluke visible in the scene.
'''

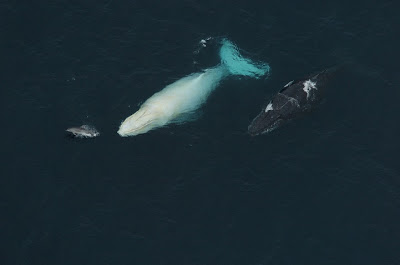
[219,38,270,79]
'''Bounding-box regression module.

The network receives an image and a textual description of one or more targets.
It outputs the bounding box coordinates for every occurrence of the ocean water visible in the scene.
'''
[1,1,400,265]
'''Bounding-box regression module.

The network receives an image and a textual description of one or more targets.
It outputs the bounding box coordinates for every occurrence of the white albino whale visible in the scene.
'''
[117,38,270,137]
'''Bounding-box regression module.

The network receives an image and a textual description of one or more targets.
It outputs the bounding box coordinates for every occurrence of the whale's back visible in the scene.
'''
[143,67,227,119]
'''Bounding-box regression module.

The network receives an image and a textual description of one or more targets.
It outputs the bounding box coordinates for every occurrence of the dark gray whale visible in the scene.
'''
[248,67,337,136]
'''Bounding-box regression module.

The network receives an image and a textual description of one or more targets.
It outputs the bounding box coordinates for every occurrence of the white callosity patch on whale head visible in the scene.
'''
[265,102,273,113]
[302,79,317,99]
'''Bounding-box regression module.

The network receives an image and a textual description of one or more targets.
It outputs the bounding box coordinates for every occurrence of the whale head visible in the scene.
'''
[117,107,167,137]
[248,105,285,136]
[248,93,301,136]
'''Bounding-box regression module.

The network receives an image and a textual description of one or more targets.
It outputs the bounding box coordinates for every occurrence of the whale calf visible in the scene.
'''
[248,67,337,136]
[66,125,100,138]
[118,38,270,137]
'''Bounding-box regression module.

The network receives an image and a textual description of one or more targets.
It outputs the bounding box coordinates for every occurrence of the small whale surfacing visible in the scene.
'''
[66,125,100,138]
[118,38,270,137]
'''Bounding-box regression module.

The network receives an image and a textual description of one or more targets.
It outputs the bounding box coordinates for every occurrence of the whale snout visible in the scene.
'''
[117,117,148,137]
[248,110,284,136]
[117,107,167,137]
[117,114,145,137]
[117,126,131,137]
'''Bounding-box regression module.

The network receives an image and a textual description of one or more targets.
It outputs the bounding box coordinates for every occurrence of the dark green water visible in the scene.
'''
[2,1,400,264]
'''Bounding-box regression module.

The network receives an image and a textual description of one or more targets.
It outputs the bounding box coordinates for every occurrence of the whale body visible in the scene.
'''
[66,125,100,138]
[118,68,226,136]
[248,67,337,136]
[118,39,270,137]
